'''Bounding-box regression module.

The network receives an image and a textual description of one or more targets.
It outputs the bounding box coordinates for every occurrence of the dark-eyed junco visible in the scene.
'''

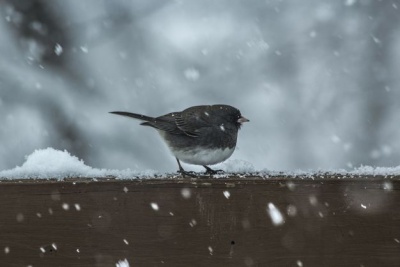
[110,104,249,177]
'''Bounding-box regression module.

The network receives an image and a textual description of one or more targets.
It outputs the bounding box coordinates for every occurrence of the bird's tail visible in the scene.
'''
[109,111,155,123]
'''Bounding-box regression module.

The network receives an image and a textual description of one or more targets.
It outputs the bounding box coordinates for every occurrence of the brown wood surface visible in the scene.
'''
[0,176,399,266]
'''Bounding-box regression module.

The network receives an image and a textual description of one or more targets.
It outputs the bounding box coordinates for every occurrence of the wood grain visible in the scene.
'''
[0,177,399,266]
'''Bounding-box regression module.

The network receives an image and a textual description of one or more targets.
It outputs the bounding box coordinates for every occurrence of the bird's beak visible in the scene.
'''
[238,116,249,124]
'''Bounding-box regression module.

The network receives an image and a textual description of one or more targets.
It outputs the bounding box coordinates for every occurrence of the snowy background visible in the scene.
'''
[1,0,400,174]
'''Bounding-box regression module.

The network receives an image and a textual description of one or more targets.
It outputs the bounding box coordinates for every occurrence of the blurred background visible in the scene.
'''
[0,0,399,173]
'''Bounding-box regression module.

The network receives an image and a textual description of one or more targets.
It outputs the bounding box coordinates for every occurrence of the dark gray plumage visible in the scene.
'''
[110,104,249,176]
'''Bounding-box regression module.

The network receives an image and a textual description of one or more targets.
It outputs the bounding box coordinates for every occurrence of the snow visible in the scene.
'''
[0,148,158,179]
[383,182,393,190]
[208,246,213,255]
[181,188,191,199]
[215,159,255,173]
[80,46,89,53]
[54,43,63,56]
[267,203,285,226]
[223,190,230,199]
[0,148,399,180]
[189,219,197,227]
[309,195,318,206]
[116,259,130,267]
[150,202,159,211]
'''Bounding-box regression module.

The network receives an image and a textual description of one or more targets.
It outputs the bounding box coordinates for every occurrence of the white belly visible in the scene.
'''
[171,147,235,165]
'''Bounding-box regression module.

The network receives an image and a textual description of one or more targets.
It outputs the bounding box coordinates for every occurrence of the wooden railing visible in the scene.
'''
[1,175,399,266]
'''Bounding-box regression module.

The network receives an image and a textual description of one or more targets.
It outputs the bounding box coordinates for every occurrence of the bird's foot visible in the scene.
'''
[177,169,198,178]
[203,166,224,176]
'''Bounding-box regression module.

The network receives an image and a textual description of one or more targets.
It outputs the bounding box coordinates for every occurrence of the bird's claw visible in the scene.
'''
[203,166,224,176]
[178,170,198,178]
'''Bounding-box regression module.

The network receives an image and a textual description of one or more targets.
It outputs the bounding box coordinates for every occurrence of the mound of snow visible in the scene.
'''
[216,159,255,173]
[0,148,157,179]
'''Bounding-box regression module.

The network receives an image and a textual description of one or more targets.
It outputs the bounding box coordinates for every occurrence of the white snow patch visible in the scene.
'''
[345,0,357,6]
[116,259,130,267]
[181,188,192,199]
[371,35,381,44]
[189,219,197,227]
[220,124,225,131]
[286,181,296,191]
[208,246,213,255]
[349,165,400,176]
[150,202,159,211]
[361,204,367,209]
[62,203,70,211]
[383,181,393,190]
[296,260,303,267]
[123,239,129,245]
[54,43,63,56]
[309,195,318,206]
[74,203,81,211]
[267,203,284,226]
[4,247,10,254]
[215,159,255,173]
[80,46,89,53]
[0,148,158,179]
[223,190,230,199]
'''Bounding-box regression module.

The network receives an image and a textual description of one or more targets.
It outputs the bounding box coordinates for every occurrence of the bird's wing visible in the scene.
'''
[110,110,211,137]
[139,115,181,134]
[173,108,213,137]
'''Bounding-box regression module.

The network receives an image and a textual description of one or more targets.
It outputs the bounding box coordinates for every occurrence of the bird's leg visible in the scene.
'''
[176,158,197,178]
[203,165,224,175]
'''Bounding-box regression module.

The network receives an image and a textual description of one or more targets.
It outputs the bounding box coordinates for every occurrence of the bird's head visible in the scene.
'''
[212,105,249,130]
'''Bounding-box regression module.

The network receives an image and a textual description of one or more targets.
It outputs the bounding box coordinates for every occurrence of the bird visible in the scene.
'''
[110,104,249,177]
